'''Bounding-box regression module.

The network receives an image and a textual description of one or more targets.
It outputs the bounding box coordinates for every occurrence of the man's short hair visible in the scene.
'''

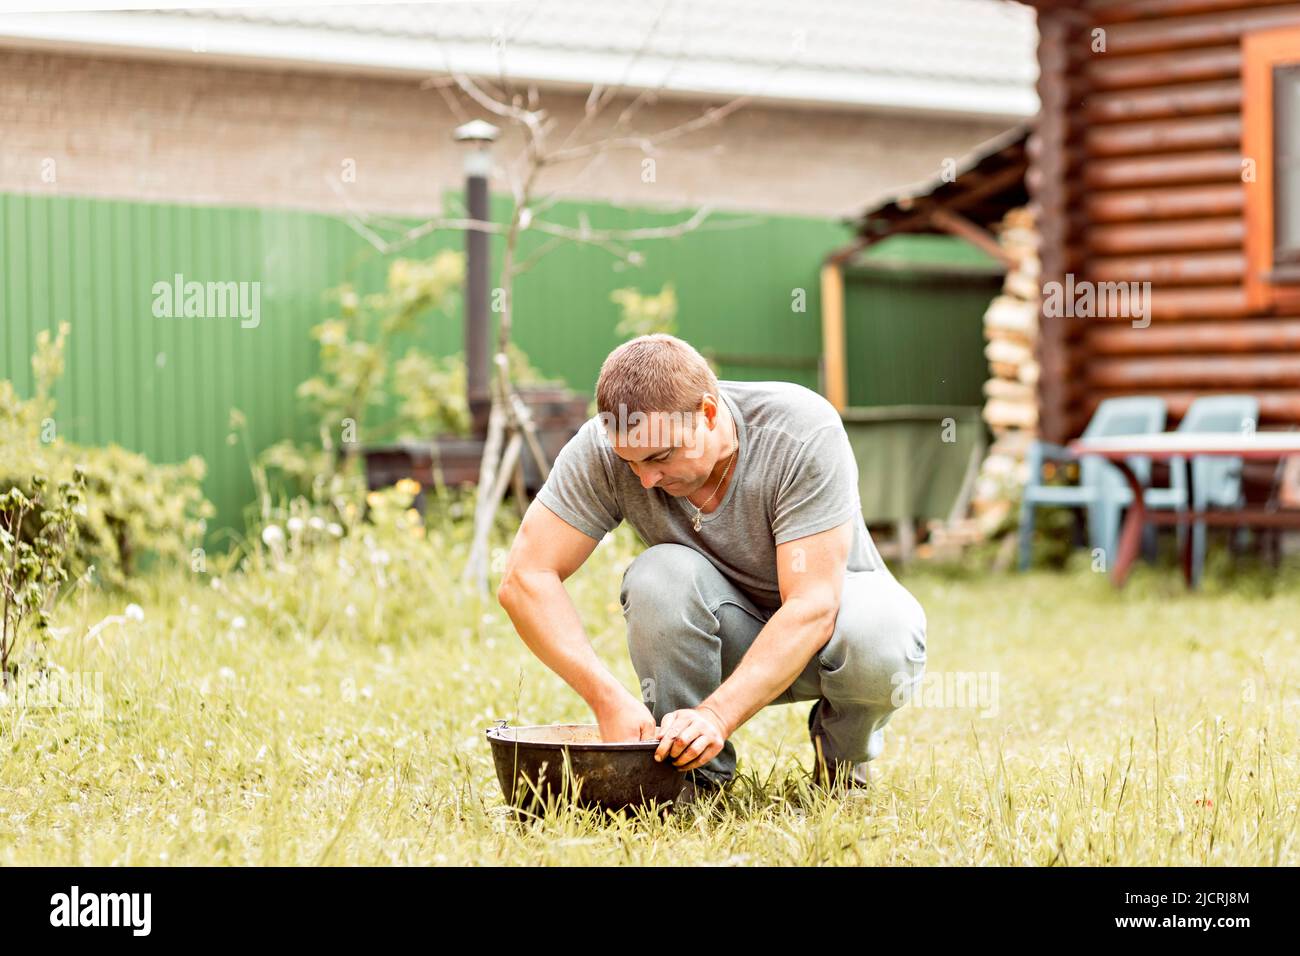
[595,334,719,418]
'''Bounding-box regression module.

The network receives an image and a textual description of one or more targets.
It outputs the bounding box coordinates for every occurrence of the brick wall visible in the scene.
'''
[0,47,1010,218]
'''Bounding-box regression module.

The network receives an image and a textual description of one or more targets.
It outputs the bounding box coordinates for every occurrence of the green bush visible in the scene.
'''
[256,251,467,501]
[0,473,82,677]
[295,251,468,446]
[257,250,560,502]
[0,324,214,591]
[611,282,678,339]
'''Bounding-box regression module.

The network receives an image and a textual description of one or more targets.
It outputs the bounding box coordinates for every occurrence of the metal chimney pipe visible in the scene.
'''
[455,120,500,439]
[465,170,490,438]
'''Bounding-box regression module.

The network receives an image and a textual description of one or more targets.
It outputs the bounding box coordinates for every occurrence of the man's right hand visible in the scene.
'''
[497,504,656,745]
[594,689,657,743]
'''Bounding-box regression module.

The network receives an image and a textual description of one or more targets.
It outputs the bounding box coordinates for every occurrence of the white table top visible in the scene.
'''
[1070,432,1300,459]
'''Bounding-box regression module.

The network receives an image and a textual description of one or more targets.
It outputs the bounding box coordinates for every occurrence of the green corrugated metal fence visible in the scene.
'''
[1,191,853,540]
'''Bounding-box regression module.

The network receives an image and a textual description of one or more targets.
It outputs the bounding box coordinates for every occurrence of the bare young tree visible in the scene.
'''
[330,4,794,596]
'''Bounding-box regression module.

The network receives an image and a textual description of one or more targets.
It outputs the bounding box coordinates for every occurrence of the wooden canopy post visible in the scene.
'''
[820,260,848,411]
[819,239,867,411]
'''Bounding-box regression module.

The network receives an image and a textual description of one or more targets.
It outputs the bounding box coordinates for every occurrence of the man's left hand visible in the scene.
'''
[654,707,728,772]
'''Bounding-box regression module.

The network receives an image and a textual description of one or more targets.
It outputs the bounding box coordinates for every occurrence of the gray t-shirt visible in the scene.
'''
[535,379,887,611]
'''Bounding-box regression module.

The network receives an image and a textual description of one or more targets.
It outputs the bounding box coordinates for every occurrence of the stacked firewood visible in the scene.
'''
[924,206,1039,561]
[974,206,1039,535]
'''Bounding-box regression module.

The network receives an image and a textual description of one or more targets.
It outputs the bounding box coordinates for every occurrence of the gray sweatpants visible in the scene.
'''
[620,542,928,783]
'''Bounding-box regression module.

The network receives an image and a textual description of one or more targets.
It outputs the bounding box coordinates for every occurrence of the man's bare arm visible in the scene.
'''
[496,501,656,741]
[657,519,852,770]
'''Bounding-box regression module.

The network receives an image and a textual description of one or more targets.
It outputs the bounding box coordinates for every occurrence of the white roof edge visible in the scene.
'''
[0,11,1039,120]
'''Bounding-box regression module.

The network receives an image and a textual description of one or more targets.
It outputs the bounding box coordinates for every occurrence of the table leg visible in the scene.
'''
[1179,511,1195,587]
[1110,459,1147,588]
[1181,460,1204,590]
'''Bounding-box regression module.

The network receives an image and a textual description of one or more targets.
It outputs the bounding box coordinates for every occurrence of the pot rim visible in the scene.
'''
[485,723,661,752]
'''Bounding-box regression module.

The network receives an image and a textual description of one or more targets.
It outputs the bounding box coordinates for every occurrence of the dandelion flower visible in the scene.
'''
[261,524,285,547]
[287,517,305,534]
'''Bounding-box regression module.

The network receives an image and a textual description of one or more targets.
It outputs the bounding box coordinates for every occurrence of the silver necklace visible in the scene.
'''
[690,416,738,532]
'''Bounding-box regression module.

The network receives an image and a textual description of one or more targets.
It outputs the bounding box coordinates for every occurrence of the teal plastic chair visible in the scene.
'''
[1142,395,1258,586]
[1018,397,1167,570]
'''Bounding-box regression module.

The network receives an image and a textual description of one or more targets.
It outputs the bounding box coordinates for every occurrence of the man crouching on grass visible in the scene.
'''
[496,333,927,794]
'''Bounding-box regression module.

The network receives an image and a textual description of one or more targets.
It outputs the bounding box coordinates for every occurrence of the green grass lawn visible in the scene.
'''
[2,510,1297,866]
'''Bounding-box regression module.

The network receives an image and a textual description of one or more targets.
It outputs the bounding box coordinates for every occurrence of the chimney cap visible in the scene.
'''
[453,120,501,144]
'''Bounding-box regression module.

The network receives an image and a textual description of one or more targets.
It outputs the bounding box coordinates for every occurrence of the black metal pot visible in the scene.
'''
[485,721,688,815]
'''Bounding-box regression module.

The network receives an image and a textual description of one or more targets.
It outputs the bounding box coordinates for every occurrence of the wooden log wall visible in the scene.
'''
[1030,0,1300,439]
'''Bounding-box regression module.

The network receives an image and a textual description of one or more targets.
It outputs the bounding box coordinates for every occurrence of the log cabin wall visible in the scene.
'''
[1025,0,1300,442]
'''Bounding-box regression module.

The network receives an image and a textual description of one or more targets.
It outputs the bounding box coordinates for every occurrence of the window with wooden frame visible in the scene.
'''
[1244,26,1300,312]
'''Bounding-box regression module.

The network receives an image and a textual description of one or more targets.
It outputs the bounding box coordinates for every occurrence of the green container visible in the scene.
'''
[840,404,986,526]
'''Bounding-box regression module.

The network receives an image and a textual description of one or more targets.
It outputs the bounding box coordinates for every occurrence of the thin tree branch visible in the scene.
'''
[326,173,508,254]
[452,71,544,141]
[529,206,711,243]
[559,0,680,151]
[420,74,472,125]
[543,95,752,166]
[509,234,568,275]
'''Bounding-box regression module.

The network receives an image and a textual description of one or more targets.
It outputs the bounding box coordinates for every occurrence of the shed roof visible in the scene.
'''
[851,124,1030,241]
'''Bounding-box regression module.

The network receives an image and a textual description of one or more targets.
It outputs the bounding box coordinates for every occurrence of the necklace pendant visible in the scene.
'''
[692,510,702,532]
